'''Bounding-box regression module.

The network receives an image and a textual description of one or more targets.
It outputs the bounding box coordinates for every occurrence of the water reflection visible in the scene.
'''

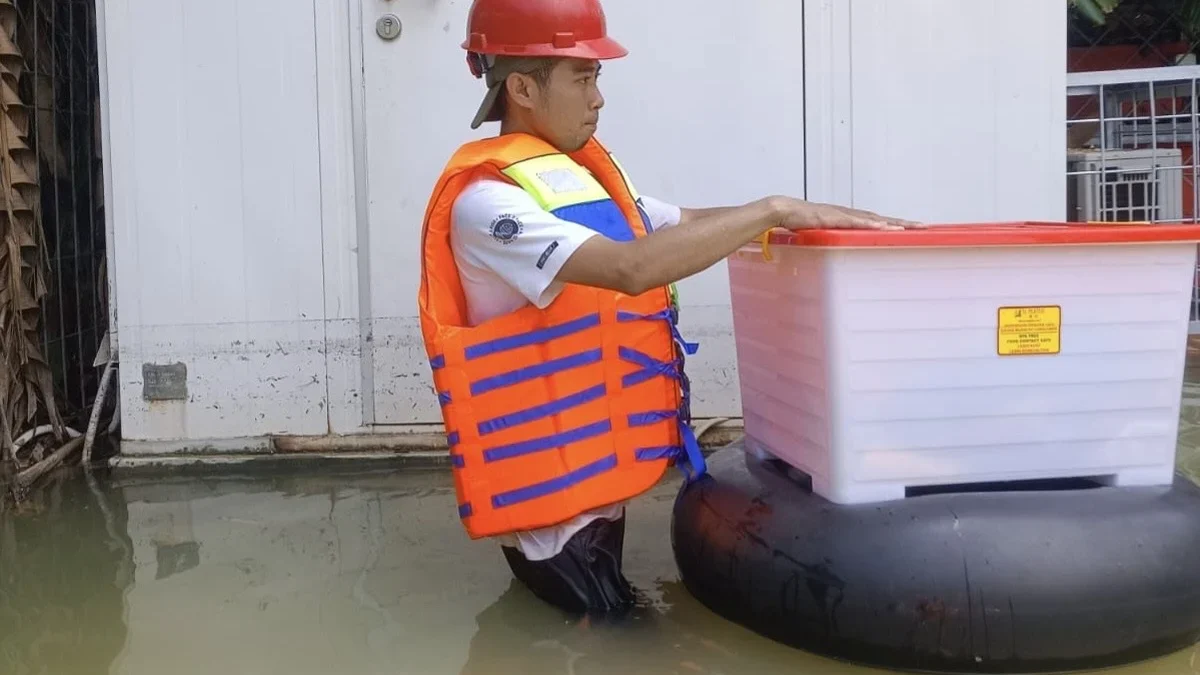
[0,474,133,675]
[457,578,874,675]
[0,445,1195,674]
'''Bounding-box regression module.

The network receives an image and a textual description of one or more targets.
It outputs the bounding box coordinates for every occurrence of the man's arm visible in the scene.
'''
[677,202,903,228]
[558,196,917,296]
[677,206,737,226]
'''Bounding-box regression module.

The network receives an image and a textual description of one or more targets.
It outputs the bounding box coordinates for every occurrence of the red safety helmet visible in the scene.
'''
[463,0,628,79]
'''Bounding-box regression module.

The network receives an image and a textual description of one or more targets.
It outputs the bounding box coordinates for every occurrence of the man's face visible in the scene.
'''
[526,59,605,152]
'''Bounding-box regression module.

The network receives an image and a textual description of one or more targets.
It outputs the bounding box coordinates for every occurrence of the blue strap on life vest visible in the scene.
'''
[677,420,708,482]
[435,307,711,486]
[616,308,707,482]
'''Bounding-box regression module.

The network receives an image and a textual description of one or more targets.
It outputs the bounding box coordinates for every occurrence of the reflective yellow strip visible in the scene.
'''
[502,154,609,212]
[609,154,640,200]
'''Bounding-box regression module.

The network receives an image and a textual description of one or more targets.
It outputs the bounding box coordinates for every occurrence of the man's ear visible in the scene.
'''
[505,72,536,112]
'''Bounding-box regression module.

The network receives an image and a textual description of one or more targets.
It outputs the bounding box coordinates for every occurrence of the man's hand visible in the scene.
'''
[766,196,923,231]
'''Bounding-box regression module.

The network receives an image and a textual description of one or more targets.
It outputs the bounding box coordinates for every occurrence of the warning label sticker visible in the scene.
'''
[997,306,1061,356]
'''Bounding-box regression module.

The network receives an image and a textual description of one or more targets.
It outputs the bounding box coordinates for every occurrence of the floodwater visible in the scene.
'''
[2,437,1199,673]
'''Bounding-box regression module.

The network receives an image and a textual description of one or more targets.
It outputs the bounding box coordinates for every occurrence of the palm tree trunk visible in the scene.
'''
[0,0,61,478]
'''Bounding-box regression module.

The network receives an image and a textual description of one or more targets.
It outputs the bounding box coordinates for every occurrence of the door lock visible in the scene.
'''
[376,14,402,41]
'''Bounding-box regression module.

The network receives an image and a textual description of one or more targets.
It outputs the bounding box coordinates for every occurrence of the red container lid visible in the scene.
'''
[764,221,1200,249]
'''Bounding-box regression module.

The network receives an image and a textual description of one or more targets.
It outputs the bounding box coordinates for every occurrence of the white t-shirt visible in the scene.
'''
[450,177,682,561]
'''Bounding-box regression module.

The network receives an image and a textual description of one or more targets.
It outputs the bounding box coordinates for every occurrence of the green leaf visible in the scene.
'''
[1071,0,1113,26]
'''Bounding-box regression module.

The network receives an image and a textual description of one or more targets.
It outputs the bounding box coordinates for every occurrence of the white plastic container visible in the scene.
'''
[728,222,1200,504]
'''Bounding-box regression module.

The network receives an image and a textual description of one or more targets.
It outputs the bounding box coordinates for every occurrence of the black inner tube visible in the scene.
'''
[671,445,1200,674]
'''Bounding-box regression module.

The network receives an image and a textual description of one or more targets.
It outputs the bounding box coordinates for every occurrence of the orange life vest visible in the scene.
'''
[418,133,706,539]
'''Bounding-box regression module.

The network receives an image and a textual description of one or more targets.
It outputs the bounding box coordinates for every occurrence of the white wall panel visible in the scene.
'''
[805,0,1066,222]
[104,0,333,444]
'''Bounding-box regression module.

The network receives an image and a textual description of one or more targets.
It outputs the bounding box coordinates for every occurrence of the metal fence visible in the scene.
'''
[13,0,106,426]
[1067,0,1200,331]
[1067,67,1200,330]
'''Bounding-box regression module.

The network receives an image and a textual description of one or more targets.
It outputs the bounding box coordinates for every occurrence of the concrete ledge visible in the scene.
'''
[118,431,453,457]
[110,420,745,476]
[272,433,450,453]
[120,436,274,456]
[109,449,453,477]
[118,420,744,453]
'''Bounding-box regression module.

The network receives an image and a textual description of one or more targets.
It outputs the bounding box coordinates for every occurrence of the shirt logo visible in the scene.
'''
[490,214,523,245]
[536,241,560,270]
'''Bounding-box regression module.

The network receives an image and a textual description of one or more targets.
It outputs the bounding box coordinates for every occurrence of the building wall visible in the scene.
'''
[100,0,1066,449]
[102,0,357,449]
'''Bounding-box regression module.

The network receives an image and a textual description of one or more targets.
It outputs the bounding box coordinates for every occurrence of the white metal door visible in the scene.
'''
[357,0,485,425]
[356,0,807,426]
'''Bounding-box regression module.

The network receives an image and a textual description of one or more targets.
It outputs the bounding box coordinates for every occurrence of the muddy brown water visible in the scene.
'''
[1,439,1198,674]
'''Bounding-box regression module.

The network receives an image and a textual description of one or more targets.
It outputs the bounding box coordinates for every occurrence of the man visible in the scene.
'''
[417,0,916,615]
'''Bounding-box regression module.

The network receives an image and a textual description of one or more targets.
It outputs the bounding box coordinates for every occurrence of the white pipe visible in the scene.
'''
[83,360,117,466]
[12,424,82,453]
[692,417,738,443]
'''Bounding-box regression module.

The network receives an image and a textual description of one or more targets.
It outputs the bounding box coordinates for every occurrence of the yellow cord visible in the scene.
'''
[752,232,774,261]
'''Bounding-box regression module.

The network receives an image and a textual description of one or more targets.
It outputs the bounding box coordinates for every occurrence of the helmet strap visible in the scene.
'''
[467,52,495,79]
